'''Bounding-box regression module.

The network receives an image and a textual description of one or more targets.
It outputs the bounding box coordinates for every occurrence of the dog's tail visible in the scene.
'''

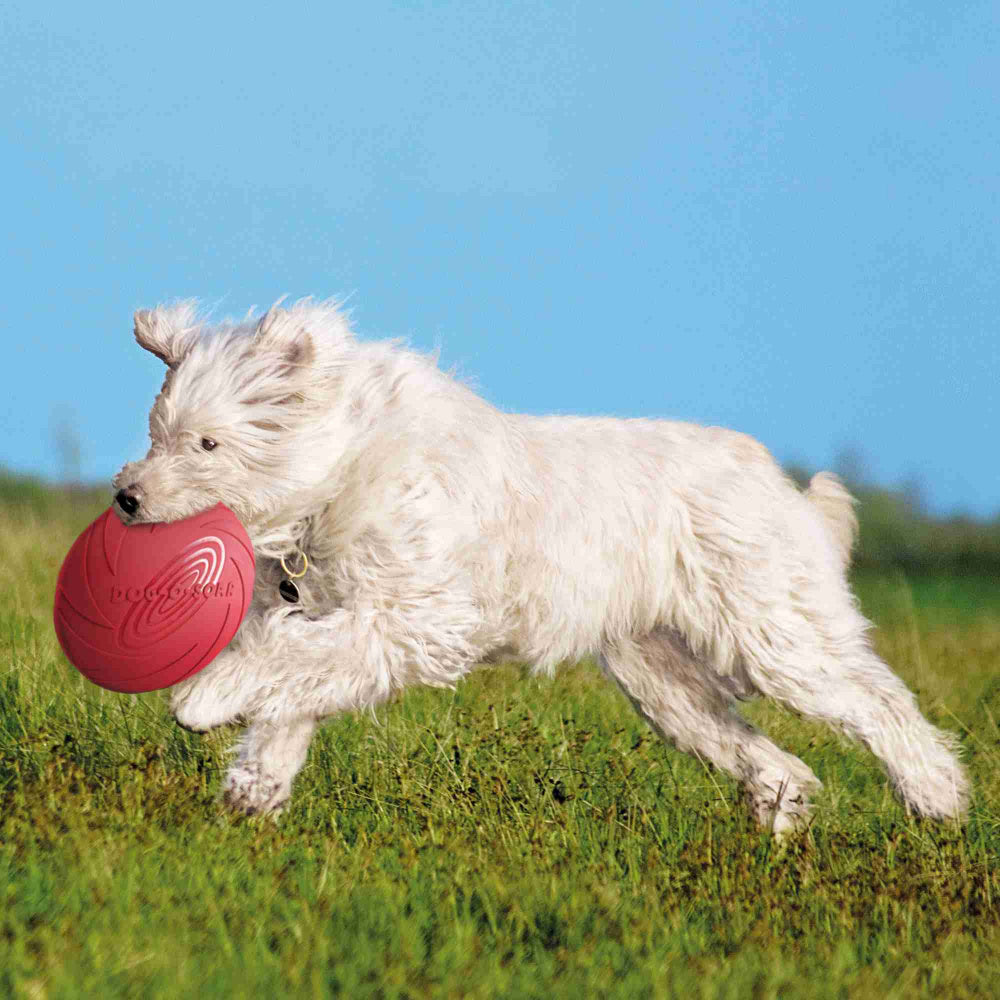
[805,471,858,570]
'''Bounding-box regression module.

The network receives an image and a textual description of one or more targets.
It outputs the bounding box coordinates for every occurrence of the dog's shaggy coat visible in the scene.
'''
[112,301,968,832]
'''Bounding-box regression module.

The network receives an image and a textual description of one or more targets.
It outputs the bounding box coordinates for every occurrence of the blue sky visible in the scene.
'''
[2,2,997,516]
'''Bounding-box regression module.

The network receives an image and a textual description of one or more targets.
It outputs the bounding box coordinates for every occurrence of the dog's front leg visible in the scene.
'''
[169,605,274,732]
[169,647,260,733]
[222,716,316,815]
[213,601,475,814]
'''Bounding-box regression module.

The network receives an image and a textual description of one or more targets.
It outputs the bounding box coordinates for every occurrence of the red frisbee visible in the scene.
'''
[53,504,255,693]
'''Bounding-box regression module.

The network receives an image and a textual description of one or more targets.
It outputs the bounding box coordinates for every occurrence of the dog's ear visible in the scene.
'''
[253,305,315,375]
[134,303,200,369]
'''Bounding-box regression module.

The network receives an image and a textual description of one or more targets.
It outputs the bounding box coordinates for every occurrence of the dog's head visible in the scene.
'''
[112,300,353,526]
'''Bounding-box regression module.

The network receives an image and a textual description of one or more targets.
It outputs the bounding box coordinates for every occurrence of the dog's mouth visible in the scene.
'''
[109,486,170,525]
[110,489,249,529]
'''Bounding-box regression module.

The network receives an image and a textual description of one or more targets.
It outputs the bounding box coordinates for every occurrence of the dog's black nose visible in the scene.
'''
[115,487,140,516]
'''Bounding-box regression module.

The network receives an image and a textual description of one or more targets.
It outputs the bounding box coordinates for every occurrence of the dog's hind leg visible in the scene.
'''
[600,630,821,835]
[736,593,968,821]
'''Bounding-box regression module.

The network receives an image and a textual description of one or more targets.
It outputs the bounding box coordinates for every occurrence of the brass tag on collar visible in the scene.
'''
[278,549,308,603]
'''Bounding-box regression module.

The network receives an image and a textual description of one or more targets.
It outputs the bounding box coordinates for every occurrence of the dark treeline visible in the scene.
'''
[3,467,999,573]
[786,466,1000,574]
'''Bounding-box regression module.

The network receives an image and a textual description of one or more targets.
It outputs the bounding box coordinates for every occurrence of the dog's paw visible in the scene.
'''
[171,693,238,734]
[753,798,811,839]
[222,761,290,816]
[170,676,246,734]
[747,769,820,838]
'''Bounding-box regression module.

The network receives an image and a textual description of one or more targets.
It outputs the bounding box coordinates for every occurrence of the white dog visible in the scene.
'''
[112,300,968,833]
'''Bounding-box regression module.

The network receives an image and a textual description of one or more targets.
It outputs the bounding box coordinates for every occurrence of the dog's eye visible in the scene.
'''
[201,437,218,452]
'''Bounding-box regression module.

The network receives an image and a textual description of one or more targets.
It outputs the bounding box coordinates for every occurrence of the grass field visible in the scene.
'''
[2,489,999,998]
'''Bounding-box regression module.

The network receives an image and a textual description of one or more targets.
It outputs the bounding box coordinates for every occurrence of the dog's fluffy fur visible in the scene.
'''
[113,300,968,831]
